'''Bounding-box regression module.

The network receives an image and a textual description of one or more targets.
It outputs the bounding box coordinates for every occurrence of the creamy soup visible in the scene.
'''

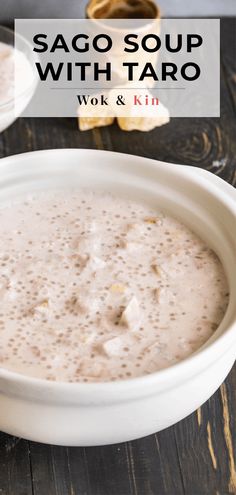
[0,190,229,382]
[0,42,32,104]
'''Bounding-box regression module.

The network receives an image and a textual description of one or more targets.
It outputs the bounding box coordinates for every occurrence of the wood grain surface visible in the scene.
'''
[0,18,235,495]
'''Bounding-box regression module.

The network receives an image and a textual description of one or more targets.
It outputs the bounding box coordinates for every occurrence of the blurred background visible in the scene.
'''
[1,0,236,22]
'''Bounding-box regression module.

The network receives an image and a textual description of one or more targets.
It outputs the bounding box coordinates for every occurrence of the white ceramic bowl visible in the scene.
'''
[0,148,235,446]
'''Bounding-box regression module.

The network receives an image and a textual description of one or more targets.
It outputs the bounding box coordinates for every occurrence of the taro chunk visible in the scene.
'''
[102,336,125,357]
[119,296,140,331]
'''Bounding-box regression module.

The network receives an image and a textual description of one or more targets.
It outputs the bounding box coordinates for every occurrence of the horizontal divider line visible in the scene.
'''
[50,87,186,90]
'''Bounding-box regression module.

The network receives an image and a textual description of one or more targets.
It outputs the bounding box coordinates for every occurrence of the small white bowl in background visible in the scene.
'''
[0,149,235,446]
[0,26,37,133]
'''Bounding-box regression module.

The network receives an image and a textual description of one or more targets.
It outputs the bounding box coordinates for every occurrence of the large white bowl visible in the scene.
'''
[0,148,235,446]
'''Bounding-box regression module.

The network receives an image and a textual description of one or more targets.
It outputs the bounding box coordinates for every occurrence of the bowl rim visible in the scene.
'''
[0,148,235,399]
[0,24,37,110]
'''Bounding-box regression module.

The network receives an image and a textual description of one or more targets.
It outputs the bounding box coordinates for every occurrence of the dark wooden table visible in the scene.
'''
[0,18,235,495]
